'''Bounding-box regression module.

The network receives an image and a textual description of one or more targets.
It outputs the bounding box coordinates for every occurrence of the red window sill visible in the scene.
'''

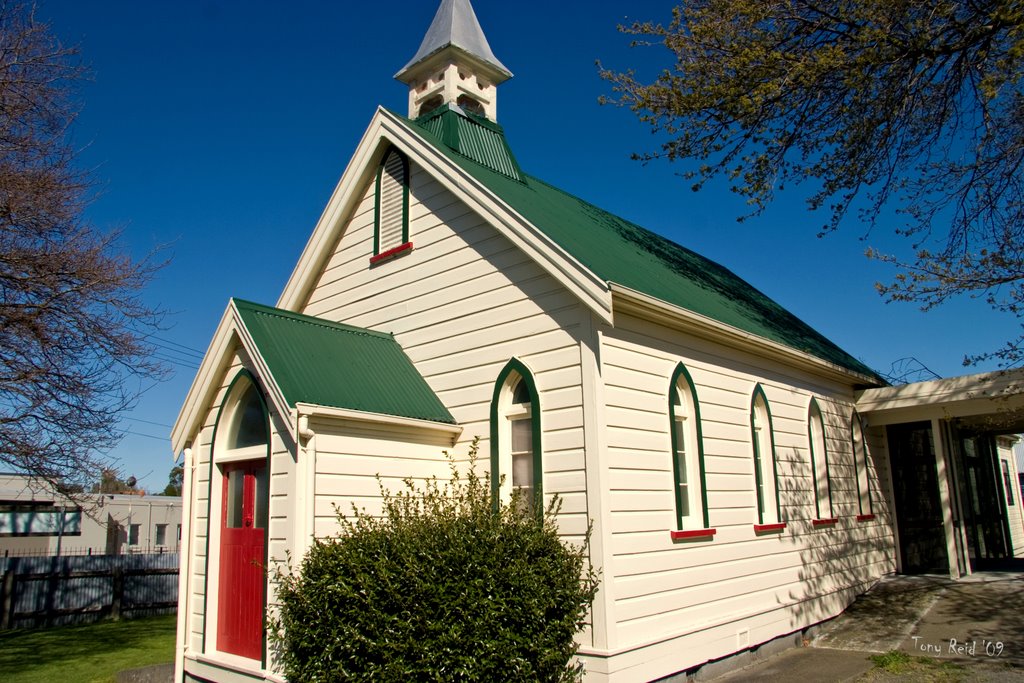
[856,514,876,522]
[812,518,839,527]
[369,241,413,265]
[670,528,716,541]
[753,523,786,534]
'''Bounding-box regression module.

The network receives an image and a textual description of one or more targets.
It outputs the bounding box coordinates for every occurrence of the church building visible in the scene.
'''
[171,1,1024,681]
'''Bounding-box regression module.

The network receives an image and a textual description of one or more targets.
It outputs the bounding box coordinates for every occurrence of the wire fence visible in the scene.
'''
[0,553,179,629]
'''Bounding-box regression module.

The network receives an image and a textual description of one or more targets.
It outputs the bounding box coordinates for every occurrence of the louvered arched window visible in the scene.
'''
[372,148,411,264]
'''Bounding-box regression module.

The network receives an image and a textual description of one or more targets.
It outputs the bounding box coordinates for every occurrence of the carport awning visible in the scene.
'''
[855,368,1024,432]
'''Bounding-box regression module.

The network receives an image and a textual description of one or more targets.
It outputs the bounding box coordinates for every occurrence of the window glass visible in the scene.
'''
[674,418,690,519]
[155,524,167,546]
[511,416,534,501]
[254,466,270,529]
[226,468,245,528]
[230,383,267,450]
[512,378,531,405]
[129,523,140,546]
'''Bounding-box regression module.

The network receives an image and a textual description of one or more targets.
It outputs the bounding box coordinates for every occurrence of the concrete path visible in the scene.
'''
[710,569,1024,682]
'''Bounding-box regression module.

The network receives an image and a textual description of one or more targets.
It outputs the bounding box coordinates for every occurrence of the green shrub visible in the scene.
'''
[270,439,598,682]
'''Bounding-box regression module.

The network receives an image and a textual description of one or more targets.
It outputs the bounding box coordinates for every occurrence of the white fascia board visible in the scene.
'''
[171,304,237,453]
[295,402,464,440]
[856,368,1024,415]
[170,301,296,453]
[610,283,882,387]
[276,108,613,323]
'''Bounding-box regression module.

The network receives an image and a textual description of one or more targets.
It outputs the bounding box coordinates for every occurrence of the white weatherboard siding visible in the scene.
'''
[310,422,457,538]
[300,160,590,543]
[592,314,894,678]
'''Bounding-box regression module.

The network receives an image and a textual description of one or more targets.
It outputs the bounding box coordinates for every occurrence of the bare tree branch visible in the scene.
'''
[600,0,1024,366]
[0,3,167,496]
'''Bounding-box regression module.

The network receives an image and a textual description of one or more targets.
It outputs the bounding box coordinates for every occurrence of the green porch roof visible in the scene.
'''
[233,299,456,424]
[402,108,884,384]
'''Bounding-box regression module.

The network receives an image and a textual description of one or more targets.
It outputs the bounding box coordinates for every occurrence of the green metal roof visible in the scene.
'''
[233,299,456,424]
[402,108,884,384]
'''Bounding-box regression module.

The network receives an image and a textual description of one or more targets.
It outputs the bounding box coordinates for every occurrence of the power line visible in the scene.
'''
[147,334,205,357]
[124,429,170,442]
[126,416,174,429]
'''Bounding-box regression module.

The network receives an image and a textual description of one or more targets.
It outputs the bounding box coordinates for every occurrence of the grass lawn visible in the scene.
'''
[0,614,176,683]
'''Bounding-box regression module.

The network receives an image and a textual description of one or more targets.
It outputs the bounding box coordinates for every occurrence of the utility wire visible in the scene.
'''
[126,417,174,429]
[124,429,170,442]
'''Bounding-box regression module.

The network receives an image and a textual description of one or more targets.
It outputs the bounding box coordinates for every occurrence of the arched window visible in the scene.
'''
[372,147,410,262]
[490,359,541,512]
[751,386,781,526]
[669,364,709,530]
[215,373,269,461]
[457,94,485,116]
[418,94,444,116]
[808,399,833,520]
[852,413,872,516]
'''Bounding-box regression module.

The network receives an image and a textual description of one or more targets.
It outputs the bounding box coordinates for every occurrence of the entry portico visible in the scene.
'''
[857,369,1024,579]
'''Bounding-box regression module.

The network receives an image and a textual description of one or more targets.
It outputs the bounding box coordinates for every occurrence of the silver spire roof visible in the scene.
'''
[396,0,511,79]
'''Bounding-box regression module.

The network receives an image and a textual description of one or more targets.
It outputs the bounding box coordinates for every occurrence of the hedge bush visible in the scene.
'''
[270,440,598,682]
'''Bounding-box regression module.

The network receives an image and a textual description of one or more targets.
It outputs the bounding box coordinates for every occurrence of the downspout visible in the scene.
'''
[297,412,317,568]
[174,445,194,683]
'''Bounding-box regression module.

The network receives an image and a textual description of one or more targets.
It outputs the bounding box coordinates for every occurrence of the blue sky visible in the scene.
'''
[37,0,1013,491]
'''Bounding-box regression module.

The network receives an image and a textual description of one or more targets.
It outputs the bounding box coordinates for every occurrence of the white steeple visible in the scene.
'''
[395,0,512,121]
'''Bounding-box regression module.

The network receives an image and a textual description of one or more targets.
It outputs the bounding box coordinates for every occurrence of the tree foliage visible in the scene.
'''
[159,465,183,496]
[270,441,598,682]
[600,0,1024,364]
[90,468,138,494]
[0,4,164,494]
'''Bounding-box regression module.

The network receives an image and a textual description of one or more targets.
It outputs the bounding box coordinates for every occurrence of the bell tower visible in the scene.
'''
[395,0,512,121]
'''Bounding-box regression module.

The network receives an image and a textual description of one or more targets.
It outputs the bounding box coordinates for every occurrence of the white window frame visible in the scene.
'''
[490,360,541,512]
[808,400,833,520]
[751,388,780,525]
[670,369,706,530]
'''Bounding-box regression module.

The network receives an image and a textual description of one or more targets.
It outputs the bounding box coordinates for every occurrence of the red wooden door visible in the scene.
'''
[218,461,268,660]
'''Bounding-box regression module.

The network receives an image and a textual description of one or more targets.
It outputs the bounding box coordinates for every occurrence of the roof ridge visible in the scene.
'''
[232,298,394,341]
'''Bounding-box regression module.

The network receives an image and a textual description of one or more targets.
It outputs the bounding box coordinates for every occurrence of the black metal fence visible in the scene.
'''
[0,553,179,629]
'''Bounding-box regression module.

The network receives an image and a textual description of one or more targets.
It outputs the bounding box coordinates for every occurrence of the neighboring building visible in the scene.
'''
[0,473,182,556]
[170,1,1024,681]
